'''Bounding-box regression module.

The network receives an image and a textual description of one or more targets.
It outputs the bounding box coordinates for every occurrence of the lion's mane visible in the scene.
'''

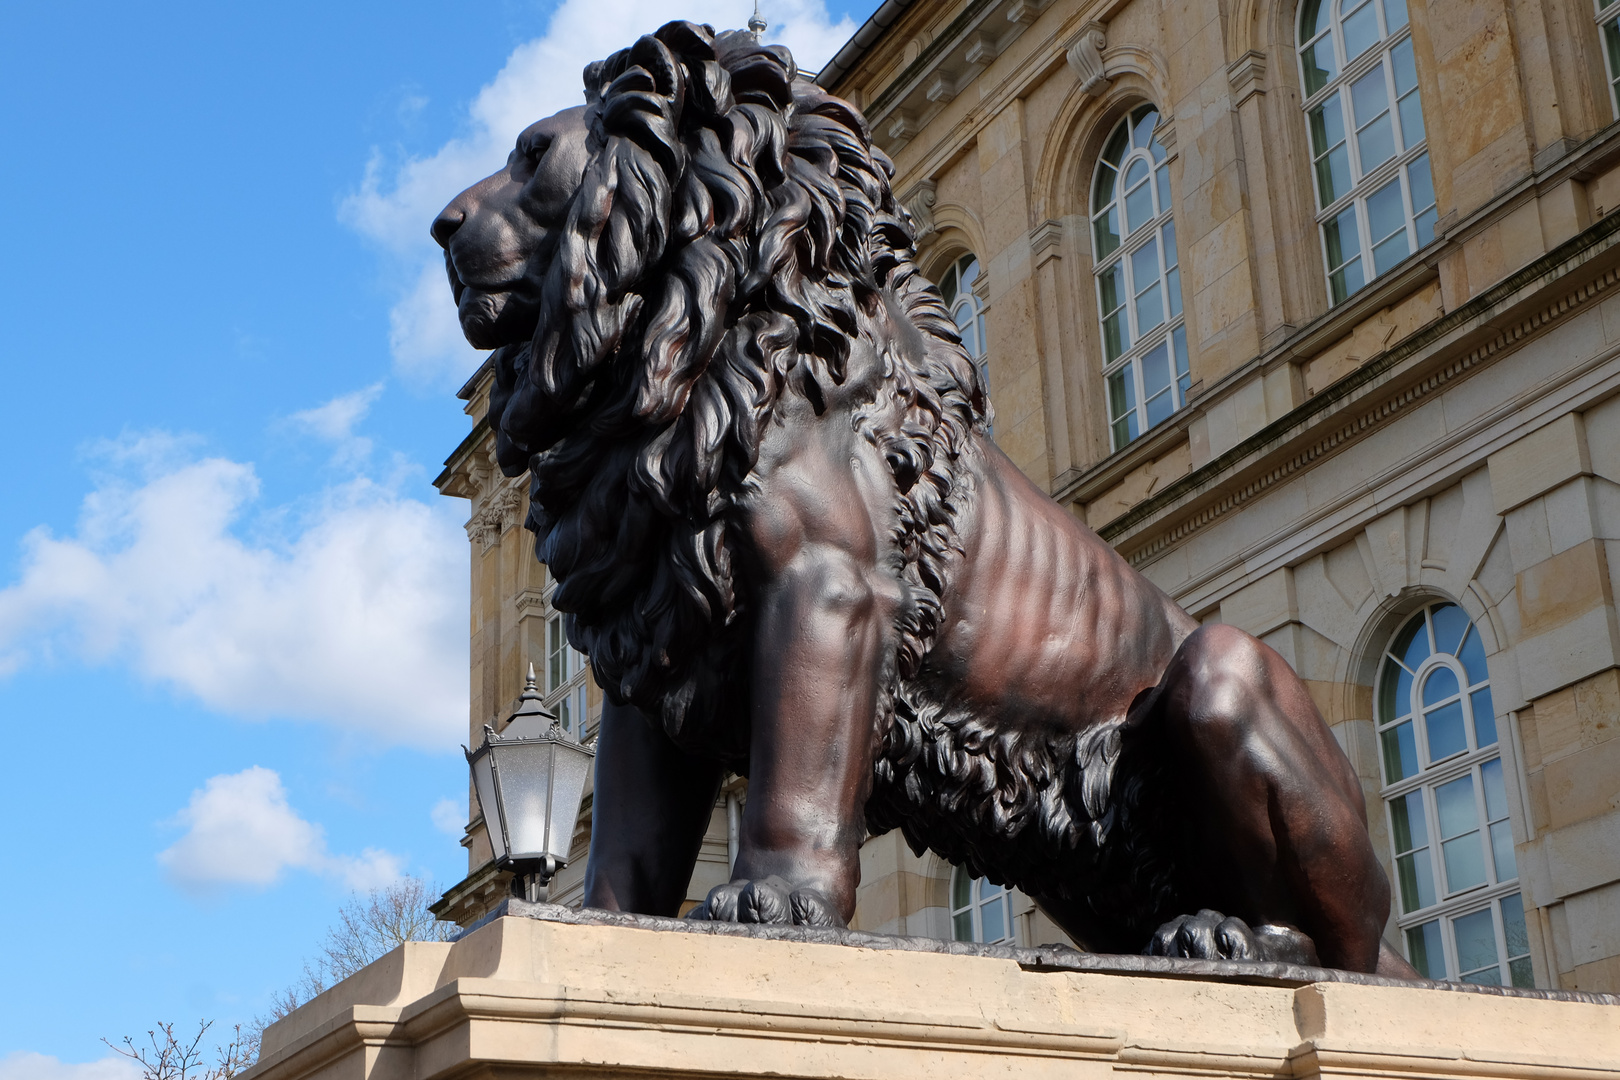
[486,22,983,754]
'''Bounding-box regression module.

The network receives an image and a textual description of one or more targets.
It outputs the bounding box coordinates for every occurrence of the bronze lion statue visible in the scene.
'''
[433,22,1413,975]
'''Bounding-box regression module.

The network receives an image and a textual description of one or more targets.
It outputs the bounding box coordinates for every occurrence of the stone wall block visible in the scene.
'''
[1221,566,1297,637]
[1584,395,1620,484]
[1488,412,1591,516]
[1532,669,1620,764]
[1543,477,1602,557]
[1546,808,1620,898]
[1359,506,1411,598]
[1541,735,1620,831]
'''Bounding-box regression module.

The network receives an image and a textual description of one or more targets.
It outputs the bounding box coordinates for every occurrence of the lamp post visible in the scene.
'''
[466,664,596,902]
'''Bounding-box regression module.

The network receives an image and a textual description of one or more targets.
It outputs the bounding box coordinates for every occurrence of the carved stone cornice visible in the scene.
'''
[1065,21,1109,98]
[465,476,526,552]
[1227,50,1267,107]
[1099,211,1620,567]
[1030,219,1063,267]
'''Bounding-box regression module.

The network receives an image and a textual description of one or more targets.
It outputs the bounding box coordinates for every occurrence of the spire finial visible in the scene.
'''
[525,662,538,691]
[748,2,767,39]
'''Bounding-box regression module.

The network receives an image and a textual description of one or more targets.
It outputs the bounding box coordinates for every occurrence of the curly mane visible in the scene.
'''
[486,22,984,748]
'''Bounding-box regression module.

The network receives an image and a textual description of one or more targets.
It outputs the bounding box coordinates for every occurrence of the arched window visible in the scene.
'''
[938,253,991,429]
[546,613,591,740]
[1298,0,1435,304]
[950,866,1013,944]
[1375,602,1532,986]
[1598,0,1620,116]
[1091,105,1187,451]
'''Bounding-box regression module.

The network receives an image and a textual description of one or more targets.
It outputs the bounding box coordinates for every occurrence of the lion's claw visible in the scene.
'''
[1147,909,1319,964]
[688,876,842,927]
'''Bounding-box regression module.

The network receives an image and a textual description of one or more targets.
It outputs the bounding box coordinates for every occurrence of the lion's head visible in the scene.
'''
[435,23,984,746]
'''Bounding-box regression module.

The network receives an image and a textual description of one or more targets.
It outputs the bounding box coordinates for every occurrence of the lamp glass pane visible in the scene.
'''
[546,741,595,861]
[470,747,507,861]
[494,740,557,861]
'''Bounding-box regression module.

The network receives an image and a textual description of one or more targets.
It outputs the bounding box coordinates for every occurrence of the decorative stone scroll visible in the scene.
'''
[899,179,938,244]
[1066,21,1110,97]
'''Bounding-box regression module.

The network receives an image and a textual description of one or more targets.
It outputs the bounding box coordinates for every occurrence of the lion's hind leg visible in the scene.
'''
[1141,623,1392,974]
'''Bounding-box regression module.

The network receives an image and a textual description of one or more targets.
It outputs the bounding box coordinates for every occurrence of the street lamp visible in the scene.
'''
[465,664,596,902]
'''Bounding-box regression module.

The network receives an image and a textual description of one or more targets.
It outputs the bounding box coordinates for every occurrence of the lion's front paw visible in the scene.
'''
[1146,909,1319,964]
[687,876,843,928]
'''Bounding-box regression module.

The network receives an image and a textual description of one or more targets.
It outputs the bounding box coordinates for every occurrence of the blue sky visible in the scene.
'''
[0,1,875,1074]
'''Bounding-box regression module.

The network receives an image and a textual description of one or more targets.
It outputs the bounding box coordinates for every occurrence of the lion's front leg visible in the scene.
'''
[688,542,894,928]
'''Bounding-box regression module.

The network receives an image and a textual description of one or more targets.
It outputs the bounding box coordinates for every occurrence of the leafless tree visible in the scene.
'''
[245,875,456,1058]
[103,1020,252,1080]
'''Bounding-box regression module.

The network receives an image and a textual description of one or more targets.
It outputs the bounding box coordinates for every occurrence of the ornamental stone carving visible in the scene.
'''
[1066,21,1110,98]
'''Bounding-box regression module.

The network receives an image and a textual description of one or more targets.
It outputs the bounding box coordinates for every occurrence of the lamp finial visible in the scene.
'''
[748,2,766,39]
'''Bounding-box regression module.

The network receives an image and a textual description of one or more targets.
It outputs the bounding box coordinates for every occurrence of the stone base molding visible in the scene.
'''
[248,904,1618,1080]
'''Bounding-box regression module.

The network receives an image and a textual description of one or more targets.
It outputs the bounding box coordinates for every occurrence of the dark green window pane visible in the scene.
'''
[1101,124,1129,168]
[1395,610,1431,670]
[1471,687,1497,747]
[953,910,972,941]
[1397,848,1437,912]
[1381,719,1418,781]
[1301,37,1337,97]
[1310,98,1349,205]
[952,868,970,908]
[1406,919,1445,978]
[1323,204,1359,271]
[1390,788,1428,852]
[1508,957,1534,987]
[1094,207,1121,260]
[1092,162,1117,215]
[1299,0,1330,43]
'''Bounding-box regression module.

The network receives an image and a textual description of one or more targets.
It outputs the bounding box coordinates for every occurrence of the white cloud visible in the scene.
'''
[0,437,467,748]
[0,1052,141,1080]
[159,767,404,892]
[431,796,465,837]
[343,0,856,388]
[286,383,384,467]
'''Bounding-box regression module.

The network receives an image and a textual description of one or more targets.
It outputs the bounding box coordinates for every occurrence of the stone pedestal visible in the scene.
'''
[247,902,1620,1080]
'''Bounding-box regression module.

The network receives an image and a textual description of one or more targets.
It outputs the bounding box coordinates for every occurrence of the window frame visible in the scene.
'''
[1598,0,1620,118]
[1089,104,1189,452]
[937,252,991,432]
[545,612,592,740]
[1297,0,1436,305]
[949,866,1014,944]
[1374,601,1532,987]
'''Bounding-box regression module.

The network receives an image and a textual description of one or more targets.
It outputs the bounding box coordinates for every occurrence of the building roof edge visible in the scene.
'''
[813,0,918,90]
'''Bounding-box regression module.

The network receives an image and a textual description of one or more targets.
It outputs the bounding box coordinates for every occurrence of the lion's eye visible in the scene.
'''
[519,135,552,163]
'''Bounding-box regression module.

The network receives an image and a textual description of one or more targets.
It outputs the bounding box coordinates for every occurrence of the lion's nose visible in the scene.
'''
[431,207,465,248]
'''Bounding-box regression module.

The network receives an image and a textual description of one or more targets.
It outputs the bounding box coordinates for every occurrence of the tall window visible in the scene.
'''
[938,253,991,431]
[546,614,591,740]
[1091,105,1188,451]
[1599,0,1620,116]
[1298,0,1435,304]
[1376,602,1532,986]
[951,866,1013,944]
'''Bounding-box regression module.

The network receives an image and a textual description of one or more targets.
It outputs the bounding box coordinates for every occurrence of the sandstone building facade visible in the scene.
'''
[435,0,1620,993]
